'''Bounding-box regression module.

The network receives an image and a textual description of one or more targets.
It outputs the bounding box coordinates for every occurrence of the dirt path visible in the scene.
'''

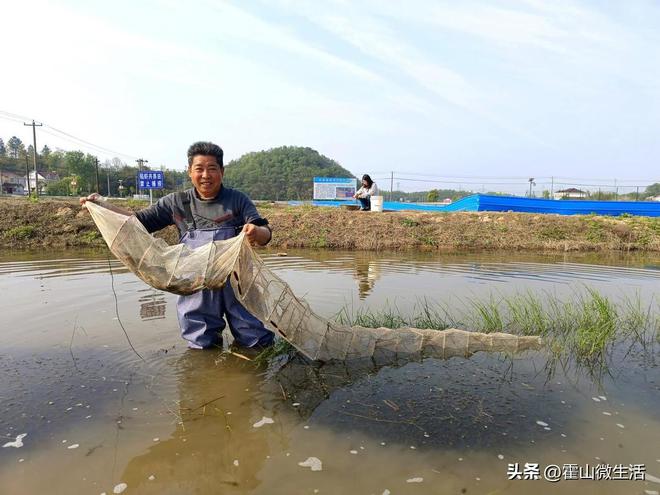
[1,197,658,252]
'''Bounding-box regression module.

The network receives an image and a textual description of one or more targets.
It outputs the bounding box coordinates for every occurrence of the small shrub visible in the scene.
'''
[4,226,36,240]
[81,230,101,243]
[586,219,605,242]
[539,225,567,240]
[401,218,419,227]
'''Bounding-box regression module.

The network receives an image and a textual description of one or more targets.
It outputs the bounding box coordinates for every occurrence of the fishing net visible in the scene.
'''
[86,202,542,361]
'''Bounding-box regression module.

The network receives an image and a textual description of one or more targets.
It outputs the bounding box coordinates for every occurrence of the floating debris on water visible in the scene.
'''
[599,396,607,401]
[646,473,660,483]
[592,397,601,402]
[148,475,155,481]
[113,482,128,493]
[253,417,274,428]
[616,424,625,429]
[3,433,27,448]
[498,454,504,460]
[536,420,549,427]
[67,444,79,449]
[298,457,322,471]
[349,450,358,455]
[603,412,612,416]
[233,459,239,466]
[406,477,423,483]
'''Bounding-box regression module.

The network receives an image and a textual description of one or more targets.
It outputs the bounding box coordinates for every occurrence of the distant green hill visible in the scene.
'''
[223,146,353,200]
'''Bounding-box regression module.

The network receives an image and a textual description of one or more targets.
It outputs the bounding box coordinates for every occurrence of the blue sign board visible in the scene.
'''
[138,171,164,189]
[313,176,356,200]
[313,177,355,184]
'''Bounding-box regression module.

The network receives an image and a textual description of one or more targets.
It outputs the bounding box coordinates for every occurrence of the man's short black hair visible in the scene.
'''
[187,141,224,168]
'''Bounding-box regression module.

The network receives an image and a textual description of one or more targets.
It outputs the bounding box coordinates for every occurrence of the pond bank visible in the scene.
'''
[1,196,659,252]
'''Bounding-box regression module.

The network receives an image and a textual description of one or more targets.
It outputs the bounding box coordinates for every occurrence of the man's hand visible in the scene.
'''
[242,224,271,246]
[79,193,102,207]
[79,194,133,216]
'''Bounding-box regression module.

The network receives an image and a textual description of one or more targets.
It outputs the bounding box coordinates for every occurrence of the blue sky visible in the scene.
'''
[1,0,659,195]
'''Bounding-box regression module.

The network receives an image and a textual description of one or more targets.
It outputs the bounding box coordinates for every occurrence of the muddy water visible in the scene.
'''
[0,249,658,494]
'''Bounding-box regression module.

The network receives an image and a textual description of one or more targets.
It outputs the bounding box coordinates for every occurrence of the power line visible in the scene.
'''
[381,170,659,183]
[0,109,138,160]
[43,124,138,160]
[37,127,135,161]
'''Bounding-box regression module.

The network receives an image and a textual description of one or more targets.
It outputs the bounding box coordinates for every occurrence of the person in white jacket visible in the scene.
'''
[353,174,379,211]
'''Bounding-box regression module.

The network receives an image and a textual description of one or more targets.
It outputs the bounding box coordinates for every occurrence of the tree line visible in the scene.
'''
[0,136,190,197]
[4,135,654,202]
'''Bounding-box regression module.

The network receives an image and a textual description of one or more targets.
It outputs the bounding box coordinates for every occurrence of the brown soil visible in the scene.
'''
[1,197,659,252]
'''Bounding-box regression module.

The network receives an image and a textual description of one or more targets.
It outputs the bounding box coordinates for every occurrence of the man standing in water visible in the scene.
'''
[81,141,274,350]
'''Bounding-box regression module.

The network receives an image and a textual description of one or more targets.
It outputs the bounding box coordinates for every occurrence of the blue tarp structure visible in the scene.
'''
[296,194,660,217]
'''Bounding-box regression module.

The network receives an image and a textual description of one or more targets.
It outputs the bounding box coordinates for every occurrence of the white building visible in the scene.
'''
[553,188,587,200]
[28,171,47,194]
[0,171,27,195]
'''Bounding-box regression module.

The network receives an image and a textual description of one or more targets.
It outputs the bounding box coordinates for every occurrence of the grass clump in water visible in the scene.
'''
[571,288,618,361]
[468,296,505,333]
[505,292,549,336]
[253,338,295,365]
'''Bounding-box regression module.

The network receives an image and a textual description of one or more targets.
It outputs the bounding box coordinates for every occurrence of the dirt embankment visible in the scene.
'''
[1,197,659,252]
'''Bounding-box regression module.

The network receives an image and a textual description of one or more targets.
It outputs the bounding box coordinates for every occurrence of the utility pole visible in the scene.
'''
[24,153,31,196]
[23,120,42,197]
[390,171,394,202]
[528,177,535,198]
[136,158,148,196]
[614,178,618,200]
[106,164,111,197]
[550,176,554,197]
[93,157,100,193]
[94,157,100,193]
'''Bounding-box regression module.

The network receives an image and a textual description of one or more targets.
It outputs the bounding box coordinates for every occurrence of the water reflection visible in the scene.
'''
[353,258,382,299]
[274,352,568,448]
[138,288,167,321]
[120,352,273,494]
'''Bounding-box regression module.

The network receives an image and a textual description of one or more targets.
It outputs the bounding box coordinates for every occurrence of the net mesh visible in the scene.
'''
[86,202,542,361]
